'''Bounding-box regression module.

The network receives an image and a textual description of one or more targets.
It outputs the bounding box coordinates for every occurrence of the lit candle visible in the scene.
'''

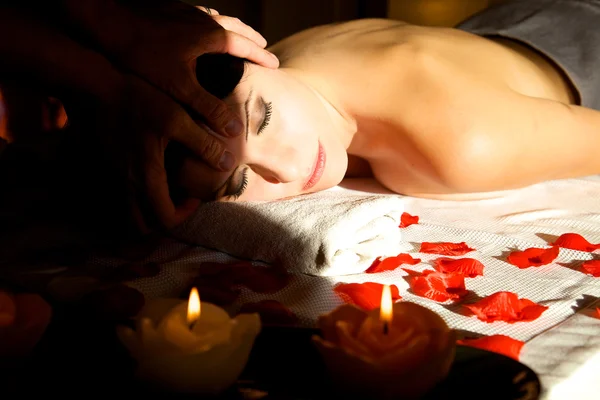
[187,287,200,331]
[313,291,456,399]
[117,288,261,395]
[380,285,392,335]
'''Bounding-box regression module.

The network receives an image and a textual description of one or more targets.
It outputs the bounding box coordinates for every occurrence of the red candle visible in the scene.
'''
[313,286,455,399]
[0,291,52,363]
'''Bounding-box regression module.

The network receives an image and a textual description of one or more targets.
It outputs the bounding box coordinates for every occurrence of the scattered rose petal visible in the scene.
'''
[193,285,240,306]
[197,262,289,294]
[197,261,249,277]
[457,335,524,361]
[464,292,548,323]
[552,233,600,252]
[334,282,401,311]
[366,253,421,273]
[403,269,467,302]
[420,242,475,256]
[506,246,560,269]
[596,307,600,319]
[0,291,16,327]
[239,300,299,326]
[238,267,290,294]
[103,262,162,282]
[400,212,419,228]
[518,298,549,321]
[80,285,145,321]
[432,257,484,278]
[581,260,600,277]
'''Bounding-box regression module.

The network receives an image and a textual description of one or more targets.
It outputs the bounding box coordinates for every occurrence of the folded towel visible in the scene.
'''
[170,190,404,276]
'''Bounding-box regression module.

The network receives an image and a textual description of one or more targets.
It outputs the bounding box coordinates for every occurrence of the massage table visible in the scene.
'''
[20,175,600,399]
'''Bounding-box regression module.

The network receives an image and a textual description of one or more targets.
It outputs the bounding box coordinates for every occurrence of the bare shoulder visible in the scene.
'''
[268,19,410,63]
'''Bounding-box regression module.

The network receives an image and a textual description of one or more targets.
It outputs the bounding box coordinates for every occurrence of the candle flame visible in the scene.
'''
[187,287,201,325]
[380,285,393,329]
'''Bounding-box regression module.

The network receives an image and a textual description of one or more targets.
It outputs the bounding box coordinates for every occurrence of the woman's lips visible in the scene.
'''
[303,141,326,191]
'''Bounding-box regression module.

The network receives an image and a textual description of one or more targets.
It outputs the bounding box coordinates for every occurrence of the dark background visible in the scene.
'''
[186,0,508,45]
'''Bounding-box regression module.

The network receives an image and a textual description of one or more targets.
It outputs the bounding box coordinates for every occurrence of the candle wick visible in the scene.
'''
[189,321,196,331]
[383,321,389,335]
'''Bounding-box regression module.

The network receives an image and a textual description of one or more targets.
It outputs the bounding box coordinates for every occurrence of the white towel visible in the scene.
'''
[169,190,404,276]
[83,176,600,397]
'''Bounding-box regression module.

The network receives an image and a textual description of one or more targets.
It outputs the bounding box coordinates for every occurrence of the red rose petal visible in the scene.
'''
[518,298,549,321]
[334,282,401,311]
[199,262,290,294]
[399,212,419,228]
[595,307,600,319]
[239,267,290,294]
[552,233,600,252]
[432,257,484,278]
[0,291,16,327]
[506,246,560,269]
[404,269,467,302]
[366,253,421,273]
[457,335,524,361]
[194,285,240,306]
[581,260,600,277]
[239,300,299,326]
[420,242,475,256]
[464,292,548,323]
[464,292,520,322]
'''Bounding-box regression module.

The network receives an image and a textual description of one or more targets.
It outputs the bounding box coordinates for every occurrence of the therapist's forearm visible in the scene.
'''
[60,0,136,59]
[60,0,177,62]
[0,5,123,104]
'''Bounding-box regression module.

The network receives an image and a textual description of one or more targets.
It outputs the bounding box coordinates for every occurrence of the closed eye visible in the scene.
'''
[258,99,272,135]
[213,166,250,200]
[229,167,249,199]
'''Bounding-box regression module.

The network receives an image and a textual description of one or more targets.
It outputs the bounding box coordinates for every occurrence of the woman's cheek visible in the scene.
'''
[244,179,299,201]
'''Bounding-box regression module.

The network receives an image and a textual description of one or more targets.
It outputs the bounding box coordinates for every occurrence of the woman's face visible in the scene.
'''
[178,63,349,202]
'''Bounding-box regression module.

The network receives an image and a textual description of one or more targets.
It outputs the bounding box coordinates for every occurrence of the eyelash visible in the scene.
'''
[227,100,272,200]
[258,102,273,135]
[231,168,249,200]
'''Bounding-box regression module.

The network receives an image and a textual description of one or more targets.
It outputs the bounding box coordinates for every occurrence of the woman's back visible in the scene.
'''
[171,6,600,203]
[267,18,578,198]
[270,18,574,106]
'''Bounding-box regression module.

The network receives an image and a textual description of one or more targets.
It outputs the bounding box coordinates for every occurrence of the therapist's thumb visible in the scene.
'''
[175,114,236,172]
[186,83,244,138]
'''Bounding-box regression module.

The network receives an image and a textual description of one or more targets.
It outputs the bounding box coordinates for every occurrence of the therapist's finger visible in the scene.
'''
[196,6,220,16]
[143,147,203,229]
[213,15,268,48]
[168,98,238,170]
[206,29,278,69]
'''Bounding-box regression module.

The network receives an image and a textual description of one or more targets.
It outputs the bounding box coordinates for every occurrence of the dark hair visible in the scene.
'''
[165,54,247,203]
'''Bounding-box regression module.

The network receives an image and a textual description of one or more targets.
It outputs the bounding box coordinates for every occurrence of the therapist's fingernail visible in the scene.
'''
[219,150,236,171]
[225,118,243,137]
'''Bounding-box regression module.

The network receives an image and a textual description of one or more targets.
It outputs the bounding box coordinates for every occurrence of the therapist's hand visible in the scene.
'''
[71,72,216,231]
[65,0,278,144]
[119,2,278,137]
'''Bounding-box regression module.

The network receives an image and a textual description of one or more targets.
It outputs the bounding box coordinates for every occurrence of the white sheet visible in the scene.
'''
[87,176,600,399]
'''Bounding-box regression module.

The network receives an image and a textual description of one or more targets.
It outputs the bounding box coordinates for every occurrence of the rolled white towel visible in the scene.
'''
[170,190,404,276]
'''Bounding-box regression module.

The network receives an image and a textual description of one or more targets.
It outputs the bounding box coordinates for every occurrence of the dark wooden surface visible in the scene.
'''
[1,307,541,399]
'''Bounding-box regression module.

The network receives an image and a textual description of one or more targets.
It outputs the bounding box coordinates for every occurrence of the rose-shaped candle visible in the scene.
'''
[313,285,455,399]
[0,291,52,364]
[117,287,261,395]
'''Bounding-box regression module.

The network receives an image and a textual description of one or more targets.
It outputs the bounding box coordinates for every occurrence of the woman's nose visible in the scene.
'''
[246,146,309,184]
